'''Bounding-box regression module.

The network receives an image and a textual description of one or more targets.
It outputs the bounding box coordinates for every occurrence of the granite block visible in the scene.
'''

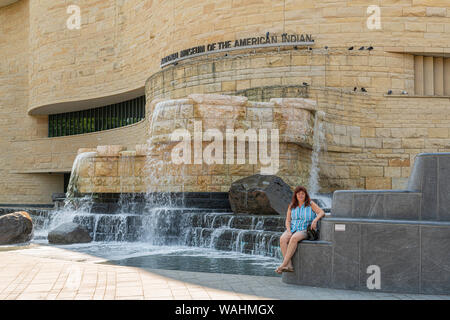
[298,244,333,287]
[360,223,420,293]
[420,156,438,221]
[331,191,353,217]
[353,193,384,219]
[332,223,360,290]
[319,219,334,242]
[420,226,450,295]
[437,155,450,221]
[383,193,421,220]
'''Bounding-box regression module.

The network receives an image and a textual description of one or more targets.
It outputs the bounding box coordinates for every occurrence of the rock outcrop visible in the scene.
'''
[229,175,293,215]
[48,222,92,244]
[0,211,33,244]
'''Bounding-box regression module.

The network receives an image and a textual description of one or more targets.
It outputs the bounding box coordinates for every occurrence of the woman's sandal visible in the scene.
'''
[275,267,283,274]
[281,267,294,273]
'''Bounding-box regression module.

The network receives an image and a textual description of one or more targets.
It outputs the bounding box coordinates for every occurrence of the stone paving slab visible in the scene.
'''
[0,246,449,300]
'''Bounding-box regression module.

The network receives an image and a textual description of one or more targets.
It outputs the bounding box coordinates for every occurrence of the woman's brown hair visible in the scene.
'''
[290,186,311,209]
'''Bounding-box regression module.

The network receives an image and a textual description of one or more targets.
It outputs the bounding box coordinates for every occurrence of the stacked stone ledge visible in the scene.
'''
[75,94,318,194]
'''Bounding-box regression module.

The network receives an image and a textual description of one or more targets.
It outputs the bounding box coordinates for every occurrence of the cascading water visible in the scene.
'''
[29,100,333,276]
[33,152,96,240]
[308,110,327,197]
[33,116,288,260]
[143,99,192,208]
[118,152,139,214]
[65,151,97,201]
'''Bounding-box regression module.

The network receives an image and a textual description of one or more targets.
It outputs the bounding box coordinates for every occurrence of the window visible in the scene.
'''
[48,96,145,137]
[414,56,450,96]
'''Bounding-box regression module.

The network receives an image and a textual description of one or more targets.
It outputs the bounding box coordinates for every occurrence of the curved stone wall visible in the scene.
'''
[2,0,450,203]
[75,94,318,194]
[144,49,450,193]
[29,0,450,113]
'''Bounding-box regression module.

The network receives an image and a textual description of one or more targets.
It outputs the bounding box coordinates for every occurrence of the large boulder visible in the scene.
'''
[48,222,92,244]
[229,175,293,215]
[0,211,34,244]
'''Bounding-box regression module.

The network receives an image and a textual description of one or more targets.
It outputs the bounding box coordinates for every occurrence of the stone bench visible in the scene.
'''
[283,153,450,295]
[333,152,450,222]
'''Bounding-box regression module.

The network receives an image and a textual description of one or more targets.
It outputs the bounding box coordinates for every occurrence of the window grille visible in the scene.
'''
[48,96,145,137]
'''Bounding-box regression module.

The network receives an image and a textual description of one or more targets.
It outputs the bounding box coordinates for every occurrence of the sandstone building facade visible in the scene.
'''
[1,0,450,204]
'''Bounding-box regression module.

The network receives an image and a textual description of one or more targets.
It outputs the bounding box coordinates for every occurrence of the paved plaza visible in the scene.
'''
[0,245,448,300]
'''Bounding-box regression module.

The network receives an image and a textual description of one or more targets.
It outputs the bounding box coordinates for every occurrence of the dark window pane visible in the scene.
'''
[62,114,66,136]
[116,103,120,128]
[81,110,85,134]
[137,98,141,120]
[81,110,84,133]
[131,99,135,123]
[48,96,145,137]
[67,114,71,135]
[87,109,91,133]
[67,113,71,136]
[90,109,94,132]
[94,108,97,131]
[121,102,126,126]
[78,111,81,134]
[141,97,145,120]
[118,102,122,127]
[76,111,80,134]
[57,114,61,136]
[133,98,137,123]
[77,111,81,134]
[108,105,111,129]
[54,115,58,136]
[99,107,103,131]
[127,100,131,125]
[84,110,87,133]
[113,104,117,128]
[48,115,53,137]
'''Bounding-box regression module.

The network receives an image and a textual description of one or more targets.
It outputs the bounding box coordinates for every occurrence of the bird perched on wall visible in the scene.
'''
[324,46,328,50]
[348,46,354,50]
[387,90,393,95]
[303,82,309,87]
[367,46,374,51]
[354,87,357,92]
[402,90,408,95]
[361,88,367,92]
[359,46,365,50]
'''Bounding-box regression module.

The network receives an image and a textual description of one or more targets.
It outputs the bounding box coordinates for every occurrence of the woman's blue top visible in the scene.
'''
[290,203,316,232]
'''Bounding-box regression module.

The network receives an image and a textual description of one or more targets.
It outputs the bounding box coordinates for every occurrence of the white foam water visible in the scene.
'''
[309,111,327,196]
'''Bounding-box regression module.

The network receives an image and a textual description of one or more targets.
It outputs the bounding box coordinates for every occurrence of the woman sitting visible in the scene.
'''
[275,186,325,274]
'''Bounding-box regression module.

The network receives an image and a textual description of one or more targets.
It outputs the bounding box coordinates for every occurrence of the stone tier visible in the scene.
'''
[73,94,319,194]
[283,153,450,295]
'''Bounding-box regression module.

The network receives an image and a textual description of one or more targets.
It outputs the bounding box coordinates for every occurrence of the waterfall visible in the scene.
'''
[65,151,97,201]
[32,99,327,261]
[143,99,191,207]
[308,111,327,196]
[118,152,138,213]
